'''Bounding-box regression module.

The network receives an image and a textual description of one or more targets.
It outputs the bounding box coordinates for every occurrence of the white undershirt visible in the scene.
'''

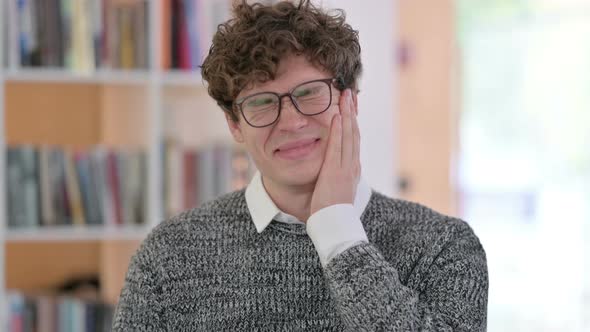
[245,171,371,267]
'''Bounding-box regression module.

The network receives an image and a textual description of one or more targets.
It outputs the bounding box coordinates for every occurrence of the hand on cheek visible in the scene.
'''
[309,89,361,217]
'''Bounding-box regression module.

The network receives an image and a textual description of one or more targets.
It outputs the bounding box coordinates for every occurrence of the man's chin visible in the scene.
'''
[274,169,320,188]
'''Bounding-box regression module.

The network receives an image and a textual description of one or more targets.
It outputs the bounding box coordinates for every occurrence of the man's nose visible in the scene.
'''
[276,96,308,130]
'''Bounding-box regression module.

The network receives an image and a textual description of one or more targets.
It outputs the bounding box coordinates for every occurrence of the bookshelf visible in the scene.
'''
[0,0,6,328]
[0,0,237,329]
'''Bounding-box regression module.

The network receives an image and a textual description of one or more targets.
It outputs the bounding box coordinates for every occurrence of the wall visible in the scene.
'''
[397,0,457,215]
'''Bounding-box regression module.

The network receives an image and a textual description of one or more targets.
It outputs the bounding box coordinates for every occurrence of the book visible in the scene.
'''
[4,0,19,68]
[36,295,57,332]
[183,149,198,210]
[7,291,25,332]
[134,1,148,69]
[164,0,232,70]
[161,0,172,69]
[5,146,41,228]
[74,150,102,225]
[165,140,184,217]
[8,0,148,72]
[48,148,70,226]
[90,148,112,226]
[6,147,27,228]
[162,142,257,218]
[106,150,122,226]
[214,143,233,197]
[39,146,56,226]
[5,145,148,229]
[20,145,41,228]
[60,0,73,68]
[118,4,135,69]
[71,0,94,73]
[198,145,216,206]
[64,149,86,226]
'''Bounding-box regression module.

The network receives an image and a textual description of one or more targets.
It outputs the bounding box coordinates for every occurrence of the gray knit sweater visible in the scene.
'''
[112,189,488,331]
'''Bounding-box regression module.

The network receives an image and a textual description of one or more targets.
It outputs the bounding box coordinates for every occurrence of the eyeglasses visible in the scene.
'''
[234,78,339,128]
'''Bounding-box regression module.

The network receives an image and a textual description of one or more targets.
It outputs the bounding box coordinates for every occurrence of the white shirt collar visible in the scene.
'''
[245,171,373,233]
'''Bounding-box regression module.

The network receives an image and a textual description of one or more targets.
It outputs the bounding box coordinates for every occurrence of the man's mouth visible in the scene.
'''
[274,138,321,160]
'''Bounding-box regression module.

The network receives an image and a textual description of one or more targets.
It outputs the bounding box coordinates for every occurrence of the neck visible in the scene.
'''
[261,175,315,222]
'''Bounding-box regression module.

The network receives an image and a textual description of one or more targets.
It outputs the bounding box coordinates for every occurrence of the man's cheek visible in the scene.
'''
[320,110,338,127]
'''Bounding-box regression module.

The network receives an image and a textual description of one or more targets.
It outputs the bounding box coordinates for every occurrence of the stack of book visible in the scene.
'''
[163,141,256,218]
[4,0,148,72]
[5,145,147,228]
[7,291,114,332]
[161,0,231,70]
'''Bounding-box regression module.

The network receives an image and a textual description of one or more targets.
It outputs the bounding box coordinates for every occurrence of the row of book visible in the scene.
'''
[2,0,148,72]
[7,291,114,332]
[1,0,234,72]
[6,145,147,229]
[162,0,231,70]
[163,141,256,218]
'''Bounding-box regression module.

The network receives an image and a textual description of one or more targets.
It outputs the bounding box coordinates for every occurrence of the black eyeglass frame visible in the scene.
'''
[233,78,341,128]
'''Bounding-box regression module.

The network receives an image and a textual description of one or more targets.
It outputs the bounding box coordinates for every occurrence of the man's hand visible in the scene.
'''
[310,88,361,217]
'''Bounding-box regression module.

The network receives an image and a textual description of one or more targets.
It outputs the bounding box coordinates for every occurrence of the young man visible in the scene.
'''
[113,1,488,331]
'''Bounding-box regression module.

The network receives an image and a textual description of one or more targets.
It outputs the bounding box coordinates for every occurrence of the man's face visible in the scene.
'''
[226,55,343,189]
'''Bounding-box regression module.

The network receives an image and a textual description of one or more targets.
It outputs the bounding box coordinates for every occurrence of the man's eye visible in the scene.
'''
[247,97,274,107]
[294,86,323,98]
[294,89,313,97]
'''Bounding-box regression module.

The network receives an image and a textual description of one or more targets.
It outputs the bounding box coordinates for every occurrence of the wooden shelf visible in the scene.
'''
[3,69,151,85]
[5,225,151,242]
[3,68,207,87]
[162,70,204,86]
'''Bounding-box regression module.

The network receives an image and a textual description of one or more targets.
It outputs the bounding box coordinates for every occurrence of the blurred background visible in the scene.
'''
[455,0,590,330]
[399,0,590,330]
[1,0,589,331]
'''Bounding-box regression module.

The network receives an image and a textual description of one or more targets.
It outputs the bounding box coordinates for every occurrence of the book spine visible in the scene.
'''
[118,5,134,69]
[184,0,199,70]
[116,152,132,225]
[21,146,40,227]
[64,149,86,226]
[161,0,171,69]
[170,0,180,69]
[183,149,196,210]
[198,146,215,205]
[177,0,189,69]
[60,0,73,69]
[39,146,55,226]
[6,147,25,228]
[91,0,103,69]
[106,150,123,225]
[134,1,147,69]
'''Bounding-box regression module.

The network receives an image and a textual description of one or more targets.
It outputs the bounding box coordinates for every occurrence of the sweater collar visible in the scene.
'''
[245,171,372,233]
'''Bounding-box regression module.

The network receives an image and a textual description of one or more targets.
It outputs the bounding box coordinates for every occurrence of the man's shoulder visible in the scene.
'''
[365,191,486,284]
[177,189,250,221]
[142,189,251,246]
[365,190,479,243]
[365,190,455,224]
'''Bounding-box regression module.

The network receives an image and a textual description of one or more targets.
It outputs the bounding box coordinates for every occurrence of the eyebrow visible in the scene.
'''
[236,77,332,104]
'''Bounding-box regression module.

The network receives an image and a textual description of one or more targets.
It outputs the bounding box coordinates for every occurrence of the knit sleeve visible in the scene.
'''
[324,221,488,331]
[112,235,166,331]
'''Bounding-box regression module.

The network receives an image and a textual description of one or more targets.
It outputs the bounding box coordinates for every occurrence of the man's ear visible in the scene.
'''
[225,113,245,143]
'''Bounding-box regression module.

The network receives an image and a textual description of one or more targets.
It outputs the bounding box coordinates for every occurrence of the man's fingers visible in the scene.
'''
[326,113,342,166]
[341,89,354,166]
[352,93,361,175]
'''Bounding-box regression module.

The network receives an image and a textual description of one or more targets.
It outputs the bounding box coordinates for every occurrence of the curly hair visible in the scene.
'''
[200,0,362,122]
